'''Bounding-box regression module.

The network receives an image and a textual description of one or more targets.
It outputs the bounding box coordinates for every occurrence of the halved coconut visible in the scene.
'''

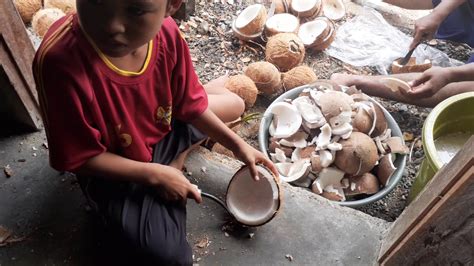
[291,0,321,18]
[297,18,330,47]
[232,19,263,42]
[344,173,380,196]
[376,153,397,186]
[352,104,373,134]
[334,132,379,175]
[370,102,388,138]
[311,167,345,194]
[380,77,411,93]
[292,95,324,124]
[274,0,292,14]
[14,0,42,23]
[318,91,354,121]
[225,75,258,109]
[329,110,352,129]
[282,65,318,91]
[226,164,281,226]
[235,4,267,36]
[321,185,346,201]
[32,8,65,38]
[391,57,432,74]
[322,0,346,21]
[45,0,76,14]
[276,159,311,184]
[384,137,409,154]
[266,33,305,72]
[244,61,282,95]
[310,19,336,51]
[270,102,303,138]
[265,13,300,37]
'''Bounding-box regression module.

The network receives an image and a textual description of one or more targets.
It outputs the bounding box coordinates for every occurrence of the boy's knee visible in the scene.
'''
[231,92,245,117]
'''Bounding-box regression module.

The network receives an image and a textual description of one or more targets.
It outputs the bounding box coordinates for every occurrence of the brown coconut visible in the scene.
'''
[266,33,305,72]
[344,173,380,195]
[225,75,258,109]
[235,4,267,36]
[310,19,336,51]
[297,17,331,48]
[290,0,321,18]
[334,132,379,175]
[14,0,42,24]
[376,154,397,186]
[391,57,432,74]
[244,62,282,96]
[352,107,373,134]
[274,0,292,14]
[282,65,318,90]
[370,103,388,138]
[44,0,76,14]
[32,8,65,38]
[318,91,353,120]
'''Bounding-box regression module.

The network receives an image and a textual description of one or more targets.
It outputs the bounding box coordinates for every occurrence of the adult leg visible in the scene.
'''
[331,73,474,107]
[382,0,433,9]
[203,75,245,123]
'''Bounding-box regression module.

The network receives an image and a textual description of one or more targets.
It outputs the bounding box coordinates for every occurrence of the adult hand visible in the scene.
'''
[407,67,451,97]
[147,163,202,204]
[410,14,440,50]
[233,142,279,181]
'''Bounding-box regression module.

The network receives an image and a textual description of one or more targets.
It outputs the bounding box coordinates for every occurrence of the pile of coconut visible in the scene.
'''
[14,0,75,38]
[232,0,344,52]
[266,81,408,202]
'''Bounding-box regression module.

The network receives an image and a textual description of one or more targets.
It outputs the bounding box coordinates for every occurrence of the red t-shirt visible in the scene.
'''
[33,15,208,172]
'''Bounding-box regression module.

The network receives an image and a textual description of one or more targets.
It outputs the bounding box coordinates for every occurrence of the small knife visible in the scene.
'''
[398,42,420,66]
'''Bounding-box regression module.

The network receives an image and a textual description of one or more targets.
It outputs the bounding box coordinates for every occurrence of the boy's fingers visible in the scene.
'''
[263,158,279,178]
[189,185,202,204]
[248,163,260,181]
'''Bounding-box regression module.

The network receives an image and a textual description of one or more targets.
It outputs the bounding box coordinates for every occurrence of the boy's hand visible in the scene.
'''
[147,164,202,204]
[406,67,451,97]
[233,142,279,181]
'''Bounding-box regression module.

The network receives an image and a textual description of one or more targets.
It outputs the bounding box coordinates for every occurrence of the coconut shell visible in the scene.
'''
[376,154,397,186]
[352,107,373,134]
[322,0,346,21]
[318,91,353,120]
[32,8,65,38]
[265,13,300,38]
[44,0,76,14]
[290,0,321,18]
[232,20,263,42]
[370,103,388,138]
[274,0,292,13]
[244,62,282,96]
[309,19,336,51]
[334,132,379,175]
[266,33,305,72]
[236,4,267,36]
[225,75,258,109]
[344,173,380,195]
[14,0,42,24]
[391,57,432,74]
[282,65,318,91]
[298,17,331,48]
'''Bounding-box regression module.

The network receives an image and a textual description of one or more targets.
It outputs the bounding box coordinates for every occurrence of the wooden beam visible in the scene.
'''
[0,0,42,130]
[379,136,474,265]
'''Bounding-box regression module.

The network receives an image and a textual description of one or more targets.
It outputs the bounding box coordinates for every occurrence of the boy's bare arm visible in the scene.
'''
[76,152,202,203]
[191,108,278,180]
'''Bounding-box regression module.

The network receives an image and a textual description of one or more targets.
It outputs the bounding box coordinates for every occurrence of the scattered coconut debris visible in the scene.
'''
[267,83,408,202]
[285,254,294,262]
[3,165,13,178]
[201,167,207,173]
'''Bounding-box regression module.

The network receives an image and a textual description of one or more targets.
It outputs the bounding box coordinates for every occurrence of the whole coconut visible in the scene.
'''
[318,91,354,120]
[244,62,281,96]
[266,33,305,72]
[32,8,65,38]
[225,75,258,109]
[282,65,318,90]
[44,0,76,14]
[14,0,42,24]
[352,107,373,134]
[334,132,378,175]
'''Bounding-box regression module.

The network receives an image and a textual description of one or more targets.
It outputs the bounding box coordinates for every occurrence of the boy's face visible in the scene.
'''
[77,0,182,57]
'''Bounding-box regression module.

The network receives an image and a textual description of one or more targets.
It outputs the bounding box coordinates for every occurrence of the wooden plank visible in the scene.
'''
[379,137,474,264]
[0,0,41,130]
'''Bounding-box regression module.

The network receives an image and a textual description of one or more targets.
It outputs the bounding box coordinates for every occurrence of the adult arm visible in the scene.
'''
[411,0,466,49]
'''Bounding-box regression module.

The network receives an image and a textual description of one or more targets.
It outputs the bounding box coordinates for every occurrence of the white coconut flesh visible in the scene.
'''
[226,165,280,226]
[298,20,328,46]
[276,159,311,182]
[316,123,332,149]
[292,96,324,124]
[322,0,345,21]
[270,102,302,138]
[380,77,411,93]
[235,4,265,31]
[266,13,299,35]
[292,0,319,14]
[311,167,345,194]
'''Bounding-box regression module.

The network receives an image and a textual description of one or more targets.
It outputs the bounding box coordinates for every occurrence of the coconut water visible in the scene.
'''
[434,132,472,165]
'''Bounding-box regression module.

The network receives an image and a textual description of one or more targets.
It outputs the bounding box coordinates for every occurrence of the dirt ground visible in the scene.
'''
[178,1,472,221]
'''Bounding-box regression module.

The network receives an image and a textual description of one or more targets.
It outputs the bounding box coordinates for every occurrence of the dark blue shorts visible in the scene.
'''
[78,120,206,265]
[433,0,474,62]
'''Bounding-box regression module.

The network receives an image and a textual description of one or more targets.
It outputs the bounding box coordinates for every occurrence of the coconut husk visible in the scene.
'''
[32,8,65,38]
[282,65,318,90]
[225,75,259,109]
[244,61,282,95]
[44,0,76,14]
[14,0,42,24]
[334,132,379,175]
[274,0,292,14]
[266,33,305,72]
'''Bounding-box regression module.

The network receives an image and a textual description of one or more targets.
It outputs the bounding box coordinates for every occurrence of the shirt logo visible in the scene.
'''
[115,124,132,148]
[156,106,172,126]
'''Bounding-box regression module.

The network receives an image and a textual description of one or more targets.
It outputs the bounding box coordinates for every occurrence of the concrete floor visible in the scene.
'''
[0,130,389,265]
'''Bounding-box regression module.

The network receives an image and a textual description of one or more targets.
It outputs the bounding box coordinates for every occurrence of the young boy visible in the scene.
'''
[33,0,277,264]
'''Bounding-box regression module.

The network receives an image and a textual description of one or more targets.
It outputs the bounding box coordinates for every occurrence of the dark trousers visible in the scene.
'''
[78,120,206,266]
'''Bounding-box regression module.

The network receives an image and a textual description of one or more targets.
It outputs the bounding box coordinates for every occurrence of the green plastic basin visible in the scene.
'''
[409,92,474,202]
